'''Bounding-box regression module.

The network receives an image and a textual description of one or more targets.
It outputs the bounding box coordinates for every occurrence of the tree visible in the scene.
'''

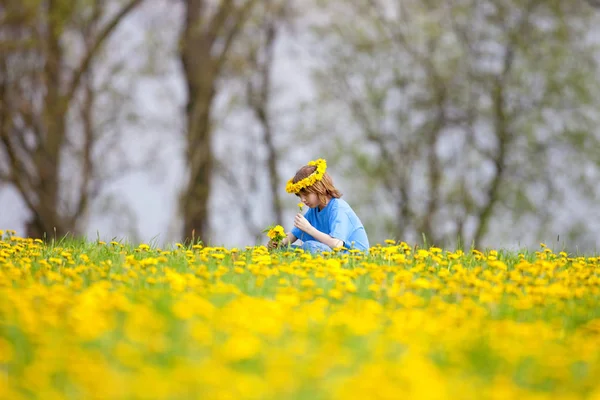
[244,0,290,228]
[309,0,600,248]
[0,0,144,239]
[210,0,298,244]
[178,0,262,243]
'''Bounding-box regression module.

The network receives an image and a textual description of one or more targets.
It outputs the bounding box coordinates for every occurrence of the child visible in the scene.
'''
[270,158,370,254]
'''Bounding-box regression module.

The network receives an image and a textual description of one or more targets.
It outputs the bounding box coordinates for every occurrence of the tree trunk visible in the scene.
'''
[28,4,69,240]
[179,0,216,243]
[181,87,215,243]
[179,0,257,243]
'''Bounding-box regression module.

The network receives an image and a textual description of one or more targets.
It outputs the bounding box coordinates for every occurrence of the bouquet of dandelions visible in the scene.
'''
[264,203,303,248]
[264,224,286,248]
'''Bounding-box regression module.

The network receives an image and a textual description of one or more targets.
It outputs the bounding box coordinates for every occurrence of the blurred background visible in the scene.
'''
[2,0,600,251]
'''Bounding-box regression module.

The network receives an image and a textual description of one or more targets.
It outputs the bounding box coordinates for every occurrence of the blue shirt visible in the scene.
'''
[291,198,370,251]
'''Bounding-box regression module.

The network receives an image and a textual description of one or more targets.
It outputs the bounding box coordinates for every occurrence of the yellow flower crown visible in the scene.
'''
[286,158,327,194]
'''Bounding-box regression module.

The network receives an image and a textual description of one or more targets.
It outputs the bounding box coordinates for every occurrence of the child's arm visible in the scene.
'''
[294,213,344,249]
[279,231,297,247]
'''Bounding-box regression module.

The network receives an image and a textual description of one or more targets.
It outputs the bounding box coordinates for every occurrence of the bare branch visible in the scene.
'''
[246,3,286,226]
[0,135,38,214]
[214,0,259,71]
[420,93,447,243]
[70,75,95,225]
[585,0,600,8]
[65,0,143,104]
[471,0,542,246]
[0,57,38,195]
[207,0,235,43]
[214,157,263,241]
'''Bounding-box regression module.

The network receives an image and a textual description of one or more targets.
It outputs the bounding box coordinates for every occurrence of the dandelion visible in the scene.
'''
[3,231,600,399]
[264,224,286,247]
[298,202,304,212]
[268,225,285,240]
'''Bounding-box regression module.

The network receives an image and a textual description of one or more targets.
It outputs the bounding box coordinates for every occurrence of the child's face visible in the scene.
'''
[297,191,320,209]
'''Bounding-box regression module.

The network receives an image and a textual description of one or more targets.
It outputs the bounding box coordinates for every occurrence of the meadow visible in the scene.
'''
[1,230,600,399]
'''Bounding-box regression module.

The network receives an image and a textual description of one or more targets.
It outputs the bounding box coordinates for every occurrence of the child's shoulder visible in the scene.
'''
[330,197,351,210]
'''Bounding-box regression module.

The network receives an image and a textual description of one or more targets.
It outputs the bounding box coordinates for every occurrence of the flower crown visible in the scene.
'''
[286,158,327,194]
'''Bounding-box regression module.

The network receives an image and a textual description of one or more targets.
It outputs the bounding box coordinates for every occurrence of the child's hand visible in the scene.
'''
[294,213,312,233]
[267,240,279,250]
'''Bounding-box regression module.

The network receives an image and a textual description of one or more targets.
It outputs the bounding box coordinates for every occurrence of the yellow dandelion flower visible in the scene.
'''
[266,225,286,242]
[328,288,343,299]
[285,158,327,194]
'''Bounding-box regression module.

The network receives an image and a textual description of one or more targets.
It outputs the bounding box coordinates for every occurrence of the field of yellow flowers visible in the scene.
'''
[1,230,600,399]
